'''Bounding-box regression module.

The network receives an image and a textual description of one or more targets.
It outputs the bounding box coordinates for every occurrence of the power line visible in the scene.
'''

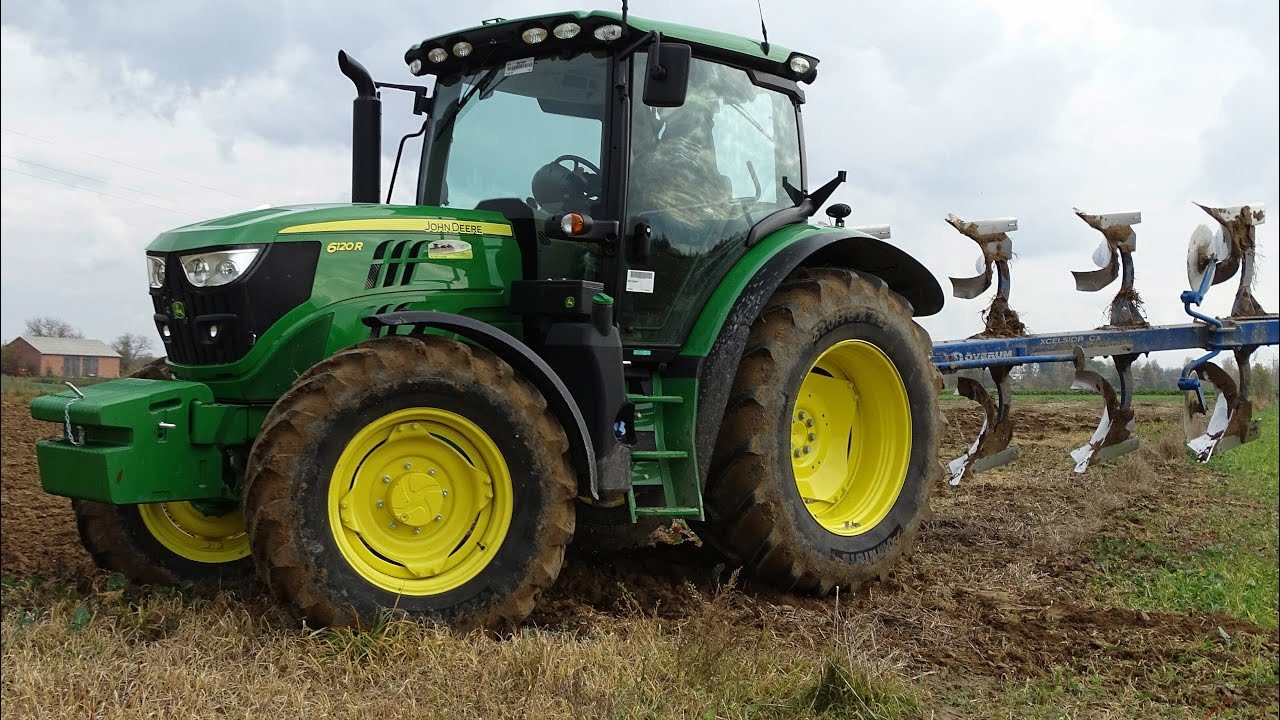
[2,167,199,218]
[2,127,252,201]
[1,154,169,200]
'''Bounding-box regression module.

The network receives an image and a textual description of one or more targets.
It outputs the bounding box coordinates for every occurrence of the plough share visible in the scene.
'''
[930,203,1278,483]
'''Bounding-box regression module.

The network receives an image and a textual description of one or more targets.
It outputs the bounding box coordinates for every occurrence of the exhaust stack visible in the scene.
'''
[338,51,381,204]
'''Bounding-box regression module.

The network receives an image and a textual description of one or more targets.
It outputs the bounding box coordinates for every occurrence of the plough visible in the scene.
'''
[931,203,1278,483]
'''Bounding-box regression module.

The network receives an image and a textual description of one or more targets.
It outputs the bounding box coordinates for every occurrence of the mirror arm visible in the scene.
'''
[619,30,659,61]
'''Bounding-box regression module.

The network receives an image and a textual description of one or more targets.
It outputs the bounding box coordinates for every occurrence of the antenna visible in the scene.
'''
[622,0,629,28]
[757,0,770,54]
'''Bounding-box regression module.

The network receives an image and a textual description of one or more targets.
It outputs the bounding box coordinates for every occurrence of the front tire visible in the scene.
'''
[243,335,576,629]
[701,268,943,594]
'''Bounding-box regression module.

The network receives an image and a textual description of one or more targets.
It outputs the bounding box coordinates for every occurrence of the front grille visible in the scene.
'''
[151,242,320,366]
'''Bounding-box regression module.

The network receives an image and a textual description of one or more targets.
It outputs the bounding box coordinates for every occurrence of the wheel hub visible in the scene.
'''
[388,472,444,527]
[789,340,911,537]
[329,410,512,594]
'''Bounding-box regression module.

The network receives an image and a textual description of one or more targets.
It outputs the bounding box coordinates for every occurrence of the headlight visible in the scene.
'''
[553,22,581,39]
[179,248,261,288]
[593,24,623,42]
[147,255,166,289]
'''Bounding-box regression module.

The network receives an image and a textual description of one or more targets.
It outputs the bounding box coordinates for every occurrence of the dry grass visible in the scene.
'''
[2,398,1277,719]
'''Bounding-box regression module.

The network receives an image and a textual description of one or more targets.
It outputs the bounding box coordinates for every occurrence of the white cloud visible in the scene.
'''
[2,1,1275,372]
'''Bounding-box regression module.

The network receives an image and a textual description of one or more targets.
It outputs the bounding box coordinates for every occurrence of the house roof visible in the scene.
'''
[18,335,121,358]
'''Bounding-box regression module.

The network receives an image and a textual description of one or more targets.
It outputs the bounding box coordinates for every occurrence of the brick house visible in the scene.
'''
[8,336,122,378]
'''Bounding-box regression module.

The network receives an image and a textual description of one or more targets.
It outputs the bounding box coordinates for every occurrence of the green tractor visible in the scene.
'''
[31,10,944,629]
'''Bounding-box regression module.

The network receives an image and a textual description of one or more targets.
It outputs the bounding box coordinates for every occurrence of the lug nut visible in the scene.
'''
[794,449,802,458]
[808,433,816,441]
[376,500,384,508]
[382,476,391,483]
[414,527,422,535]
[403,462,412,470]
[798,411,807,420]
[428,468,436,476]
[806,418,814,428]
[441,489,448,497]
[390,521,398,529]
[803,446,812,455]
[434,514,443,522]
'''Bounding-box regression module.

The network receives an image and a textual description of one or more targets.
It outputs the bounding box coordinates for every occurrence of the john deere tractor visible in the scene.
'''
[31,10,944,629]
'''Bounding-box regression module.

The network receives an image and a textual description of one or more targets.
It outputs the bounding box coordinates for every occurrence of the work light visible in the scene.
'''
[522,27,548,44]
[452,41,472,57]
[553,22,581,39]
[593,24,623,42]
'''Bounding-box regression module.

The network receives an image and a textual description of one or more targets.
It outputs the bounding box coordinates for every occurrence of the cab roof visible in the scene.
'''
[405,10,817,84]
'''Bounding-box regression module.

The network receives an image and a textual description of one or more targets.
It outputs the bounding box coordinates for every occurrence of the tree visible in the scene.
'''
[111,333,154,375]
[1,339,18,375]
[24,316,82,338]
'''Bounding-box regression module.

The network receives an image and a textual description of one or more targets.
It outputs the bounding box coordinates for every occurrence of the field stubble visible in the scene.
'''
[1,394,1276,719]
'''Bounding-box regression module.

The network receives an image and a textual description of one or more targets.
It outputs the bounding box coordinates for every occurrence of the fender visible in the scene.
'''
[677,224,944,484]
[363,310,598,498]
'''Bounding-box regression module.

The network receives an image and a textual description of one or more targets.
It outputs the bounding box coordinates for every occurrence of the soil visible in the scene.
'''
[2,394,1276,706]
[0,399,93,579]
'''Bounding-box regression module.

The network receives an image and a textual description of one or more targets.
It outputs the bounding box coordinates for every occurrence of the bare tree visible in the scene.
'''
[24,316,83,338]
[111,333,154,375]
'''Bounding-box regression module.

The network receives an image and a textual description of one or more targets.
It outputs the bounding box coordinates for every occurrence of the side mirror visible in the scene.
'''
[643,42,691,108]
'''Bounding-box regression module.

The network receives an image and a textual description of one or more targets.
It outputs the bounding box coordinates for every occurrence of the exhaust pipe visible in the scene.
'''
[338,51,381,204]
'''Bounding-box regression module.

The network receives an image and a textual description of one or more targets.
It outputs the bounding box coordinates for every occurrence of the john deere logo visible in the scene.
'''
[171,301,187,320]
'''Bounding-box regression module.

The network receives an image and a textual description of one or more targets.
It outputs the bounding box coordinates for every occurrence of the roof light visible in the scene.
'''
[452,41,472,58]
[593,24,623,42]
[522,27,548,44]
[408,59,424,75]
[788,55,812,75]
[553,22,581,39]
[427,47,448,63]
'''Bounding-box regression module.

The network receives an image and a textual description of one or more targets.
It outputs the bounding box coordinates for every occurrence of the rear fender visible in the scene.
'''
[681,225,943,484]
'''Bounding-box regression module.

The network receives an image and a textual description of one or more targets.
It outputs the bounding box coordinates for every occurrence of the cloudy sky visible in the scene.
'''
[2,1,1276,369]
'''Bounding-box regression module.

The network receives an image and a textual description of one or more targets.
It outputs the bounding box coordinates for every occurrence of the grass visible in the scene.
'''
[0,577,928,720]
[1091,405,1279,629]
[3,396,1276,718]
[0,374,110,398]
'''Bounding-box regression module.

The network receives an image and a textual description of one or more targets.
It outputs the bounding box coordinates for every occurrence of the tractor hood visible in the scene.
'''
[146,203,514,253]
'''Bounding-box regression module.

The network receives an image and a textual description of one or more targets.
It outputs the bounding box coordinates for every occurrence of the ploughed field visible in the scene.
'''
[2,393,1277,719]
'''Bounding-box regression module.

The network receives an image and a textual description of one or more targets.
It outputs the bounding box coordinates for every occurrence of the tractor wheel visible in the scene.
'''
[72,358,255,588]
[701,268,943,594]
[243,335,576,630]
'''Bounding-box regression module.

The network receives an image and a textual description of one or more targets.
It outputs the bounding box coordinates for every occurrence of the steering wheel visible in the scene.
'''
[554,154,601,178]
[531,154,602,209]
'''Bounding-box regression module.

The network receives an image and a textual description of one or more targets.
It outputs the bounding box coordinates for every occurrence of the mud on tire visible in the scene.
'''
[700,267,944,594]
[243,334,576,630]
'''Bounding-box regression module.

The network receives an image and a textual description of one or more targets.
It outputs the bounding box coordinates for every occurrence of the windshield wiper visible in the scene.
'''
[434,67,505,141]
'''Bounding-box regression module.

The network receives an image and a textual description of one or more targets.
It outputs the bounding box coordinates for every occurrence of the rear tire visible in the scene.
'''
[700,268,943,594]
[72,358,255,589]
[243,335,576,630]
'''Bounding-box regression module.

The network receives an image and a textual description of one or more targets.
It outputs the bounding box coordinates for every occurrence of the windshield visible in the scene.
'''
[420,52,609,215]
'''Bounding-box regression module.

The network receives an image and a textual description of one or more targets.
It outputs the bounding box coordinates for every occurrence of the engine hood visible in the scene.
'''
[146,203,515,253]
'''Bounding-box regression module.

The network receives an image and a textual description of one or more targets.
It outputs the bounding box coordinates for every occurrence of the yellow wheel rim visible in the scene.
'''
[327,407,513,596]
[790,339,912,536]
[138,502,250,564]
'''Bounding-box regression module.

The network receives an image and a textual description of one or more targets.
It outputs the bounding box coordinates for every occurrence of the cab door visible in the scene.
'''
[620,55,803,348]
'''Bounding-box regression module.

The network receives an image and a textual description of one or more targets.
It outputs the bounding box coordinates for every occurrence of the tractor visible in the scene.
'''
[31,10,946,629]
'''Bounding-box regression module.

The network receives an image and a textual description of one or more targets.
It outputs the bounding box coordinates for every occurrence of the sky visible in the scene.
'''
[2,0,1277,369]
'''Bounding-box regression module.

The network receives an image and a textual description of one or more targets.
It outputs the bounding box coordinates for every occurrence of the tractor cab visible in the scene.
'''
[382,10,820,348]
